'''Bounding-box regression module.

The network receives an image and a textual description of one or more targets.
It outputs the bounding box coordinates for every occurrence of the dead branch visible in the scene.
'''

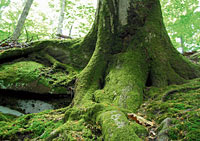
[56,34,72,39]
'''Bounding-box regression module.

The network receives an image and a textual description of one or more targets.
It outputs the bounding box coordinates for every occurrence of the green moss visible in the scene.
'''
[45,119,102,141]
[0,105,105,140]
[97,110,142,141]
[0,112,16,122]
[0,112,8,121]
[62,103,145,141]
[0,38,92,72]
[0,61,43,84]
[93,46,148,112]
[138,78,200,140]
[0,108,67,140]
[1,0,199,140]
[38,38,93,70]
[0,61,78,94]
[60,103,144,140]
[130,121,148,140]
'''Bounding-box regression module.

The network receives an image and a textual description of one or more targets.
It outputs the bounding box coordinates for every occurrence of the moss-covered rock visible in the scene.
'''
[0,61,77,94]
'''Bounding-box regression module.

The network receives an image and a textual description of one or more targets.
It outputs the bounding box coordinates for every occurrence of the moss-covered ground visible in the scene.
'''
[0,112,16,122]
[0,78,199,140]
[0,108,66,140]
[0,107,103,140]
[138,78,200,140]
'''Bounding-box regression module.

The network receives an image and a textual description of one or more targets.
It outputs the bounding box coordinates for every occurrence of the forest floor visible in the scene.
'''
[0,78,200,140]
[0,41,199,140]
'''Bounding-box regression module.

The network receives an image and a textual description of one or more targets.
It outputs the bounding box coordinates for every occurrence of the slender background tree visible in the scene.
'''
[57,0,66,36]
[11,0,34,41]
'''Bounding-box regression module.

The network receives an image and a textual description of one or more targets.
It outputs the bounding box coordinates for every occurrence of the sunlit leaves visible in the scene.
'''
[0,0,95,41]
[161,0,200,52]
[0,0,10,11]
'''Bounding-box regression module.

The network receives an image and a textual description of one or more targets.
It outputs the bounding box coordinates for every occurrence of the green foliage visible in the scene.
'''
[63,0,95,37]
[0,0,10,13]
[161,0,200,52]
[0,0,95,41]
[0,0,10,21]
[0,112,16,122]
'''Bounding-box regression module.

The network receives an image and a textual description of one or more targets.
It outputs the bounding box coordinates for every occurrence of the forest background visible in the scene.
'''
[0,0,199,53]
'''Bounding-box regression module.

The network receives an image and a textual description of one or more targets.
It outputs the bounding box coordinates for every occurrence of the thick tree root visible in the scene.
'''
[162,86,200,102]
[97,110,142,141]
[46,103,146,140]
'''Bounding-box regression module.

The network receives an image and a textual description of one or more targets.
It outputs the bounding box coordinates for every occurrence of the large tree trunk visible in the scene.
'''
[11,0,33,41]
[0,0,199,140]
[73,0,200,108]
[46,0,200,140]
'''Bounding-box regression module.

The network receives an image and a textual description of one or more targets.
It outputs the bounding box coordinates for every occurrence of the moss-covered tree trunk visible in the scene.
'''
[1,0,200,140]
[45,0,200,140]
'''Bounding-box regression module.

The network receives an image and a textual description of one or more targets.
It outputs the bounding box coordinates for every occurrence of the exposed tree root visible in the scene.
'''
[162,86,200,102]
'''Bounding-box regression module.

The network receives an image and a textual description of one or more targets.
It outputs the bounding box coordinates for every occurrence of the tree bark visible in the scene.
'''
[57,0,66,36]
[11,0,33,41]
[180,35,185,53]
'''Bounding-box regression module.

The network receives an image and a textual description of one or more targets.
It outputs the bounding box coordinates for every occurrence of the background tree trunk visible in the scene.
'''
[11,0,33,41]
[57,0,66,36]
[180,35,185,53]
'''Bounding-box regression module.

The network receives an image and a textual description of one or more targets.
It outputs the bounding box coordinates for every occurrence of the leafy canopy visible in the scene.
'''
[0,0,95,41]
[161,0,200,52]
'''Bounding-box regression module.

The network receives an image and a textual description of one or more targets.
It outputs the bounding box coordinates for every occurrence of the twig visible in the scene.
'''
[0,36,11,45]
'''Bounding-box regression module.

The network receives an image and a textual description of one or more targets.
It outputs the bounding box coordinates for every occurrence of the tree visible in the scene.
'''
[11,0,34,41]
[46,0,200,140]
[0,0,200,140]
[1,0,95,41]
[57,0,66,36]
